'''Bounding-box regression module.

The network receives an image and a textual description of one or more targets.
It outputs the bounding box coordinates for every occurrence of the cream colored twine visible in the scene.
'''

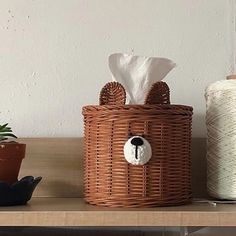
[206,80,236,199]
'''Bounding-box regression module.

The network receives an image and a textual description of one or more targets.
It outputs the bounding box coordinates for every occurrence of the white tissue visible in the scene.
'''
[109,53,176,104]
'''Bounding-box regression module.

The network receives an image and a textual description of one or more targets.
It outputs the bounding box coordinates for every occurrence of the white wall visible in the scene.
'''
[0,0,233,137]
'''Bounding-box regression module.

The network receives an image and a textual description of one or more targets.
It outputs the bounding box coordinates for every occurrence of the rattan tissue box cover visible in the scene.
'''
[82,81,193,207]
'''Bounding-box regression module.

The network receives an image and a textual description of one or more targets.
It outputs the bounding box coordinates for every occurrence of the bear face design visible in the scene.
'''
[98,81,169,166]
[124,136,152,165]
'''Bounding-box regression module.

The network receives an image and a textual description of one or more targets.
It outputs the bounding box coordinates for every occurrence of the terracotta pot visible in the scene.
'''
[0,143,26,184]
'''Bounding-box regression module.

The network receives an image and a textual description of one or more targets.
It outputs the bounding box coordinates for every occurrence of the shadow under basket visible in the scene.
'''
[82,81,193,207]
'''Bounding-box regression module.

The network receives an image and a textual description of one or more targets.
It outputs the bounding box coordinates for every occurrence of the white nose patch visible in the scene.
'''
[123,136,152,165]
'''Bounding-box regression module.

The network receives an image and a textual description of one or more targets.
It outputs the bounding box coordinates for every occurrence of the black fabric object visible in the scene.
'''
[131,137,144,146]
[0,176,42,206]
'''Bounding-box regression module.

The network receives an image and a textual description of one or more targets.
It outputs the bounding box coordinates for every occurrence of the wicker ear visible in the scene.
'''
[99,82,126,105]
[145,81,170,105]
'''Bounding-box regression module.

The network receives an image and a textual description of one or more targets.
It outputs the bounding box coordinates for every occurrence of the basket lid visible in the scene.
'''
[82,104,193,116]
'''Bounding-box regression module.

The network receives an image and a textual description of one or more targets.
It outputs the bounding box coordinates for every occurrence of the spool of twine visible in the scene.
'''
[206,75,236,199]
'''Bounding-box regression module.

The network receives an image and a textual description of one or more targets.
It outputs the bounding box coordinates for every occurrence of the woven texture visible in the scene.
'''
[145,81,170,104]
[83,82,193,207]
[206,79,236,199]
[99,82,126,105]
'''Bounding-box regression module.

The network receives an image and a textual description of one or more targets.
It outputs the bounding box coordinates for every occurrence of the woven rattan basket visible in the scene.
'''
[82,81,193,207]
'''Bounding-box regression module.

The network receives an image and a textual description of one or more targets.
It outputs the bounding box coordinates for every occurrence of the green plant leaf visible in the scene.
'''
[0,123,8,129]
[0,133,17,138]
[0,127,11,131]
[0,128,11,133]
[0,138,7,141]
[0,124,17,142]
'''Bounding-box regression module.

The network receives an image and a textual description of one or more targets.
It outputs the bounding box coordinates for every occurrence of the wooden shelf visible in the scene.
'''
[3,138,224,227]
[0,197,235,226]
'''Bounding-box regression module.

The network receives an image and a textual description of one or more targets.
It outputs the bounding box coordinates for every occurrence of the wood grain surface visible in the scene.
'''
[18,138,83,197]
[17,138,207,198]
[0,138,234,227]
[0,198,234,226]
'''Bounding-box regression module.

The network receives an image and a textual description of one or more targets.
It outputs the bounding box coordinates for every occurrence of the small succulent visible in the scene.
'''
[0,124,17,142]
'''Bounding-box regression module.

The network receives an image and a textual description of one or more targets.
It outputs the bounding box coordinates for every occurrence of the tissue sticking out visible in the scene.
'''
[109,53,175,104]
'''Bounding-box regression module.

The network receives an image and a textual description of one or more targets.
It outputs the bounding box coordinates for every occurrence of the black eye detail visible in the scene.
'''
[131,137,144,146]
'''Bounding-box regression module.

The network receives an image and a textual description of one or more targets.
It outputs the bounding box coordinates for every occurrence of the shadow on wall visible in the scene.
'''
[191,113,207,198]
[191,137,207,198]
[192,113,206,138]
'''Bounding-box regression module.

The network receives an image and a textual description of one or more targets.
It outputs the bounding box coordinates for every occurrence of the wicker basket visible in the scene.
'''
[82,81,193,207]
